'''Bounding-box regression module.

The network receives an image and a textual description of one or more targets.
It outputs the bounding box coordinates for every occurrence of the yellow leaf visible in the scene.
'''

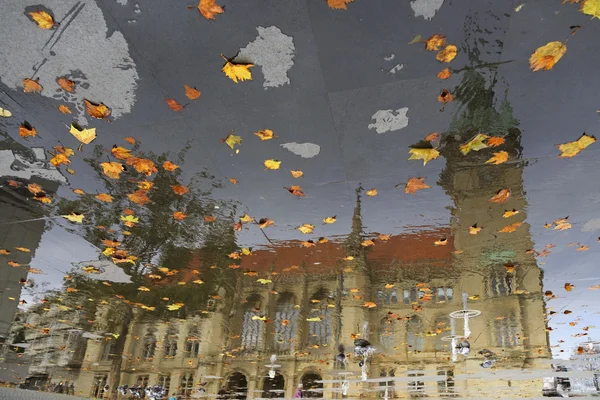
[581,0,600,18]
[101,162,125,179]
[297,224,315,234]
[58,105,72,114]
[257,278,272,284]
[221,55,254,83]
[363,301,377,308]
[425,34,446,51]
[366,188,378,197]
[84,99,111,119]
[195,0,224,19]
[163,161,179,171]
[127,190,151,206]
[254,129,275,141]
[192,279,204,284]
[459,133,490,155]
[27,183,43,195]
[565,283,574,292]
[378,233,391,241]
[19,123,37,138]
[489,188,511,203]
[499,222,522,233]
[15,247,30,253]
[0,107,12,117]
[259,218,275,228]
[436,45,458,62]
[252,315,267,321]
[469,225,482,235]
[173,211,187,220]
[126,157,158,176]
[23,78,43,93]
[434,238,448,246]
[184,84,201,100]
[290,170,303,178]
[50,153,70,167]
[28,11,54,29]
[138,181,154,190]
[137,286,150,292]
[69,124,97,144]
[239,213,254,224]
[361,239,374,247]
[241,247,252,255]
[306,317,322,322]
[264,159,281,170]
[323,216,337,224]
[66,168,75,175]
[557,134,596,158]
[486,151,509,165]
[529,41,567,72]
[384,283,395,289]
[120,215,139,225]
[503,209,519,218]
[408,147,440,165]
[405,177,430,194]
[222,132,242,149]
[327,0,354,9]
[111,146,132,160]
[95,193,113,203]
[63,213,85,223]
[57,77,75,92]
[167,303,184,311]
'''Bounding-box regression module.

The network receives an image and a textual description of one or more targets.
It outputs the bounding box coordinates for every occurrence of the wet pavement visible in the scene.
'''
[1,0,600,399]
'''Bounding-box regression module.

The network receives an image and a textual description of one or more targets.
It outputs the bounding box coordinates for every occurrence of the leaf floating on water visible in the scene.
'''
[194,0,224,20]
[63,213,85,223]
[581,0,600,18]
[28,11,54,29]
[487,136,505,147]
[557,133,595,158]
[84,99,111,119]
[111,146,132,160]
[499,221,522,233]
[425,34,446,51]
[101,162,125,179]
[290,170,303,178]
[529,41,567,71]
[565,283,574,292]
[437,89,454,103]
[184,84,201,100]
[434,238,448,246]
[126,157,158,176]
[172,185,189,195]
[437,68,451,80]
[163,161,179,171]
[173,211,187,221]
[69,123,97,144]
[57,77,75,92]
[366,188,378,197]
[19,122,37,138]
[221,55,254,83]
[460,133,490,155]
[23,78,43,93]
[0,107,12,118]
[503,209,519,218]
[405,177,430,194]
[165,98,184,112]
[486,151,509,165]
[489,188,511,203]
[58,105,72,114]
[323,216,337,224]
[127,190,151,206]
[327,0,354,9]
[222,132,242,149]
[297,224,315,234]
[408,34,423,45]
[436,45,457,63]
[258,218,275,229]
[408,147,440,166]
[469,224,482,235]
[264,159,281,170]
[286,185,305,197]
[254,129,276,141]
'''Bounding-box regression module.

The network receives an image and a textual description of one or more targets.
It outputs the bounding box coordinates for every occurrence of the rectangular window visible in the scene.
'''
[158,375,171,396]
[407,371,425,397]
[437,368,455,397]
[136,375,149,388]
[180,373,194,397]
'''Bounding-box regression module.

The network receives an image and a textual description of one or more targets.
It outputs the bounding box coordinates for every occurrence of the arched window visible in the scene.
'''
[226,372,248,399]
[185,324,200,357]
[379,317,395,350]
[164,326,178,358]
[301,373,324,398]
[262,372,285,398]
[274,292,299,352]
[494,312,518,347]
[142,332,156,360]
[241,294,264,350]
[307,288,333,347]
[406,316,424,353]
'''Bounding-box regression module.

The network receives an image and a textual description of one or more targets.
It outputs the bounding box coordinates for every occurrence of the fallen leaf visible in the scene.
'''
[504,264,515,273]
[426,34,446,51]
[581,0,600,18]
[565,283,574,292]
[28,11,54,29]
[499,222,522,233]
[361,239,375,247]
[121,215,139,225]
[469,224,482,235]
[408,147,440,165]
[363,301,377,308]
[126,157,158,176]
[503,209,519,218]
[57,77,75,92]
[50,153,70,167]
[123,136,136,145]
[8,181,21,188]
[204,215,216,223]
[264,159,281,170]
[328,0,354,9]
[487,136,505,147]
[194,0,224,19]
[489,188,511,204]
[34,192,51,204]
[222,132,242,149]
[257,278,272,285]
[297,224,315,234]
[405,177,430,194]
[366,188,378,197]
[302,240,315,247]
[69,123,97,144]
[173,211,188,221]
[286,185,305,197]
[23,78,43,93]
[0,107,12,118]
[163,161,179,171]
[434,238,448,246]
[460,133,490,155]
[66,168,75,174]
[8,261,22,267]
[128,190,151,206]
[229,177,238,184]
[290,170,303,178]
[378,233,391,241]
[424,132,439,143]
[100,162,125,179]
[436,45,458,62]
[58,105,72,114]
[111,146,132,160]
[102,240,121,247]
[63,213,85,223]
[486,151,509,165]
[239,214,254,224]
[529,41,567,71]
[221,55,254,83]
[323,216,337,224]
[554,217,572,231]
[84,99,111,119]
[165,98,184,112]
[27,183,43,195]
[172,185,189,195]
[254,129,275,141]
[19,122,37,138]
[438,89,454,103]
[557,134,596,158]
[318,237,328,243]
[258,218,275,228]
[15,247,30,253]
[184,84,201,100]
[437,68,451,80]
[306,317,321,322]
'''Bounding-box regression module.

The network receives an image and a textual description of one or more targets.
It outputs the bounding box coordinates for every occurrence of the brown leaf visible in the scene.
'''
[437,68,451,80]
[19,122,37,138]
[172,185,189,195]
[425,34,446,51]
[184,85,201,100]
[285,185,305,197]
[489,188,511,204]
[57,77,75,92]
[58,105,72,114]
[84,99,111,119]
[565,283,574,292]
[437,88,454,103]
[165,98,183,112]
[195,0,224,19]
[405,177,430,194]
[327,0,354,9]
[23,78,43,93]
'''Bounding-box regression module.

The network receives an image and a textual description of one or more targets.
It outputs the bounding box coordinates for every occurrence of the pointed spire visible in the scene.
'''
[345,186,364,259]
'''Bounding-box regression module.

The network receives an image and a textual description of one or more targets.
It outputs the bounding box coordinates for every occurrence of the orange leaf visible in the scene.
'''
[23,78,43,93]
[469,224,482,235]
[405,177,430,194]
[100,162,125,179]
[58,105,72,114]
[123,136,136,145]
[195,0,224,19]
[489,188,511,204]
[28,10,55,29]
[8,261,22,267]
[499,222,522,233]
[426,34,446,51]
[8,181,21,188]
[111,146,132,160]
[0,250,10,255]
[138,181,154,190]
[437,89,454,103]
[165,98,183,112]
[363,301,377,308]
[485,151,509,165]
[290,170,304,178]
[529,41,567,72]
[378,233,391,241]
[73,189,85,195]
[424,132,439,142]
[19,122,37,138]
[327,0,354,9]
[366,188,378,197]
[57,77,75,92]
[361,239,375,247]
[95,193,113,203]
[258,218,275,229]
[285,185,305,197]
[565,283,574,292]
[436,45,457,63]
[229,178,238,184]
[204,216,216,223]
[487,136,505,147]
[184,85,201,100]
[172,185,189,195]
[84,99,111,119]
[50,153,70,167]
[126,157,158,176]
[128,190,151,206]
[173,211,188,221]
[434,238,448,246]
[437,68,451,80]
[163,161,180,171]
[27,183,43,195]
